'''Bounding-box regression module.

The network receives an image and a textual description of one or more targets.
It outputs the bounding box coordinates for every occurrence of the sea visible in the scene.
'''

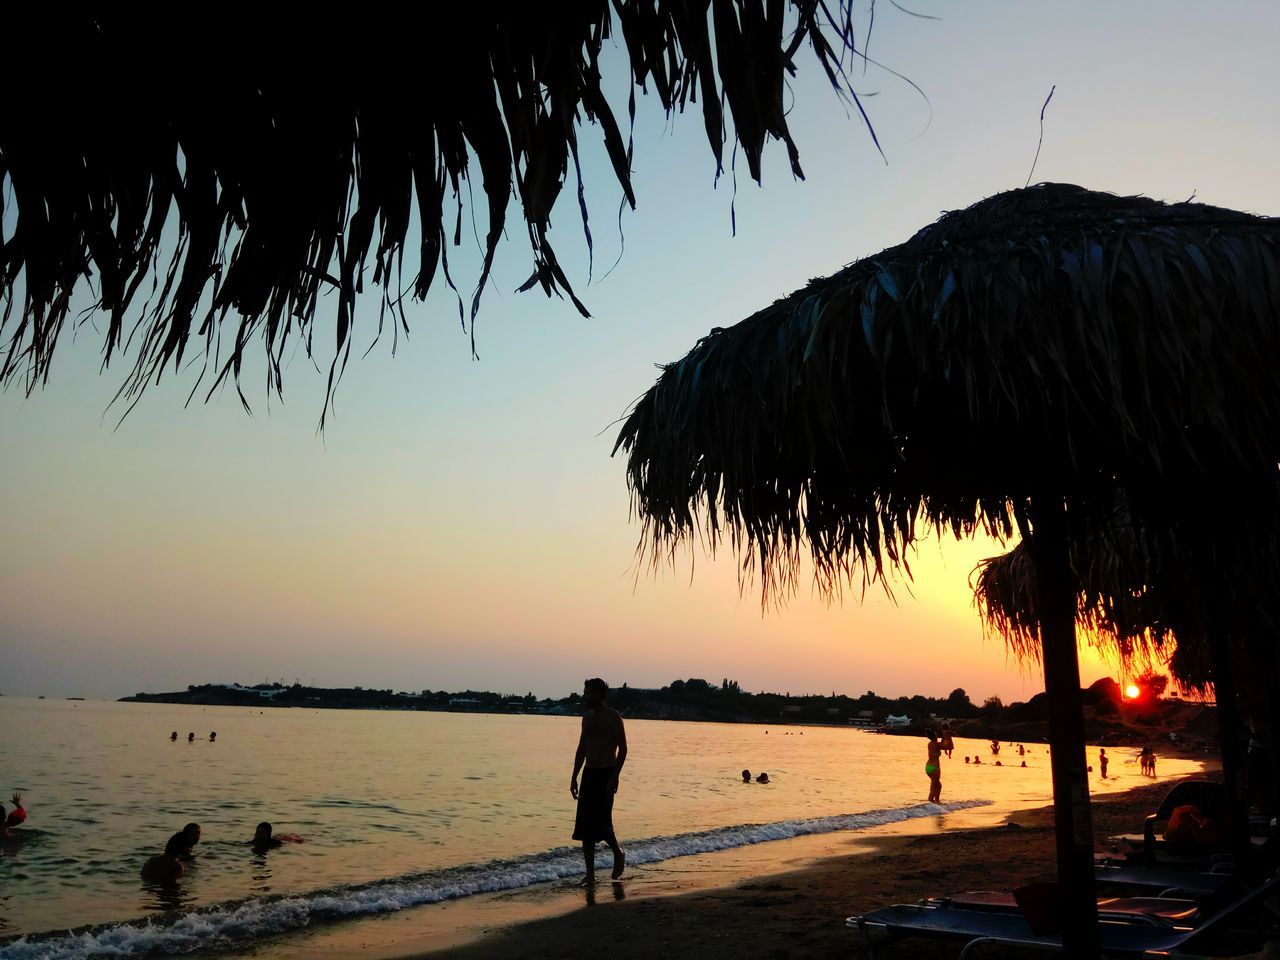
[0,697,1205,958]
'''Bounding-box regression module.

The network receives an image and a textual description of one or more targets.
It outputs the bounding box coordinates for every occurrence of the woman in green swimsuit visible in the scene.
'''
[924,728,942,803]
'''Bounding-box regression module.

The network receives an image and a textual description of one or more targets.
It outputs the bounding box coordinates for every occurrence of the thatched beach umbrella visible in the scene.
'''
[974,510,1280,871]
[1,6,881,418]
[615,183,1280,953]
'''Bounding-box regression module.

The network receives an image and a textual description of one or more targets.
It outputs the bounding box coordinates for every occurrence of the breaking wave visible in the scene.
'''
[0,799,991,959]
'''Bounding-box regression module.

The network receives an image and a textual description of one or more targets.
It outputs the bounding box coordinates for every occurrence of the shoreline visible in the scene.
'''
[248,776,1205,960]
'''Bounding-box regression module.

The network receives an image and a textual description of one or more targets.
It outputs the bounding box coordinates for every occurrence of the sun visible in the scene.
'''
[1124,684,1141,699]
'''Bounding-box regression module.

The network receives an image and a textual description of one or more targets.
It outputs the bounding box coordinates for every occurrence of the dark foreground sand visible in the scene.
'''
[418,783,1176,960]
[256,779,1249,960]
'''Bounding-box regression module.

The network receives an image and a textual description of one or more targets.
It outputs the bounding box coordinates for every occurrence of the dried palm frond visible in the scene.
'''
[1,3,881,418]
[615,183,1280,602]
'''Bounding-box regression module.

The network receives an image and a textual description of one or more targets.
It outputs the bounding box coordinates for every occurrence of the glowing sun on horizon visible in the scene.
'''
[1124,684,1141,699]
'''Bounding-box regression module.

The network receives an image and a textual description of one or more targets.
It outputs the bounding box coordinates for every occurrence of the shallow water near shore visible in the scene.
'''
[0,698,1205,958]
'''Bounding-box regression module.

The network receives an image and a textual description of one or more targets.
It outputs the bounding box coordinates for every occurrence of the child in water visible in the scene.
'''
[940,723,955,759]
[141,833,187,883]
[1,793,27,837]
[250,822,303,853]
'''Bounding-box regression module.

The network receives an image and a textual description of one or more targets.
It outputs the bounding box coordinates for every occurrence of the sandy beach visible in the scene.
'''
[246,778,1207,960]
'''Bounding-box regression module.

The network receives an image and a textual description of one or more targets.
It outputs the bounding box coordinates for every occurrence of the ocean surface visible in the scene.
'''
[0,697,1204,958]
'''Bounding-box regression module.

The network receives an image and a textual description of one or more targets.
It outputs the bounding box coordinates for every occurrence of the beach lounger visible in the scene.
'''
[1095,863,1236,898]
[849,872,1280,959]
[929,890,1199,923]
[1101,780,1256,866]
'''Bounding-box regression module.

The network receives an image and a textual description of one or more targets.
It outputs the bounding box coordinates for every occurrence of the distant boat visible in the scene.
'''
[66,697,85,701]
[37,695,46,700]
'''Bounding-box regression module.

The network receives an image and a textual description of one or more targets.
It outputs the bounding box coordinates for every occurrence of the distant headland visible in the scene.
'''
[119,677,1216,750]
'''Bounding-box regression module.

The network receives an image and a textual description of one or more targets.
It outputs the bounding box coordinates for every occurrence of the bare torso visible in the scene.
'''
[581,707,624,768]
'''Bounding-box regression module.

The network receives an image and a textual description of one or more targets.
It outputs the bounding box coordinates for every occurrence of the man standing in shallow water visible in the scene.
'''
[570,678,628,884]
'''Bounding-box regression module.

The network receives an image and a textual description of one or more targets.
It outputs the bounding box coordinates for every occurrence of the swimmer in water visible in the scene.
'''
[924,728,942,802]
[742,769,752,783]
[170,731,178,741]
[756,772,770,784]
[964,756,971,764]
[141,833,187,883]
[187,732,195,743]
[251,822,283,853]
[6,793,26,829]
[168,822,201,861]
[209,732,217,742]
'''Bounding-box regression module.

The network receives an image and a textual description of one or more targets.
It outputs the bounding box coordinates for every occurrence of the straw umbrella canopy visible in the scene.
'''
[1,6,881,420]
[974,507,1280,868]
[615,183,1280,953]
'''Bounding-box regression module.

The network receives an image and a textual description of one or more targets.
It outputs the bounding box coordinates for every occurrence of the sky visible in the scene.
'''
[3,2,1279,702]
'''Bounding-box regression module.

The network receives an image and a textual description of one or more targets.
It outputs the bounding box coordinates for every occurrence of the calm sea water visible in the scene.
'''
[0,698,1203,958]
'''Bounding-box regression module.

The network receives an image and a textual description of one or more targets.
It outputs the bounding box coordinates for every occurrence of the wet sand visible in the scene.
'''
[251,779,1205,960]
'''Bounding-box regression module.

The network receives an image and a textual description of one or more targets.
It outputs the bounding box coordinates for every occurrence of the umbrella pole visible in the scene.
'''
[1028,497,1099,956]
[1207,630,1251,874]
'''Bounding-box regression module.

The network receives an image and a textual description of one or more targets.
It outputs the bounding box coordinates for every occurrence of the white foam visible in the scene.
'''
[0,799,990,959]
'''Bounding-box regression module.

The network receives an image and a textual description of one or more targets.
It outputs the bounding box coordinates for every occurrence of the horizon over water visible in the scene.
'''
[0,698,1204,958]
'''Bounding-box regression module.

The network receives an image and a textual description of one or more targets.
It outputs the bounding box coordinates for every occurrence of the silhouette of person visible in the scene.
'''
[940,723,955,759]
[187,732,195,743]
[251,821,283,853]
[1099,748,1109,779]
[209,732,217,742]
[756,772,770,784]
[925,728,942,802]
[570,678,627,884]
[170,731,178,742]
[141,832,187,882]
[742,769,752,783]
[168,823,201,861]
[5,793,26,830]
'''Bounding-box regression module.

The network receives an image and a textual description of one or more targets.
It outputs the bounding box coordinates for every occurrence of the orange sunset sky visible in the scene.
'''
[3,3,1277,701]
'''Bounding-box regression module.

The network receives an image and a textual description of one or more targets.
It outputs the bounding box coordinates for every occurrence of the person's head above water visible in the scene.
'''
[756,772,769,783]
[182,823,201,845]
[163,833,187,858]
[254,822,273,841]
[741,769,752,783]
[583,678,608,709]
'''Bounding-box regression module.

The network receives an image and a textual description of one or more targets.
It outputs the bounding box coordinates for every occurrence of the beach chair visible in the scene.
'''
[928,889,1200,924]
[1095,862,1236,899]
[849,871,1280,959]
[1105,780,1229,865]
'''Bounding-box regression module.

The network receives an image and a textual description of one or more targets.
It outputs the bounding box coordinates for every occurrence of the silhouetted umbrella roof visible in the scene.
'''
[972,522,1204,687]
[1,6,878,416]
[614,181,1280,947]
[615,183,1280,597]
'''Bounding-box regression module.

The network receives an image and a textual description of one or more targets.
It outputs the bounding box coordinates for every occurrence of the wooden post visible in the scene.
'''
[1206,629,1251,874]
[1027,497,1099,957]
